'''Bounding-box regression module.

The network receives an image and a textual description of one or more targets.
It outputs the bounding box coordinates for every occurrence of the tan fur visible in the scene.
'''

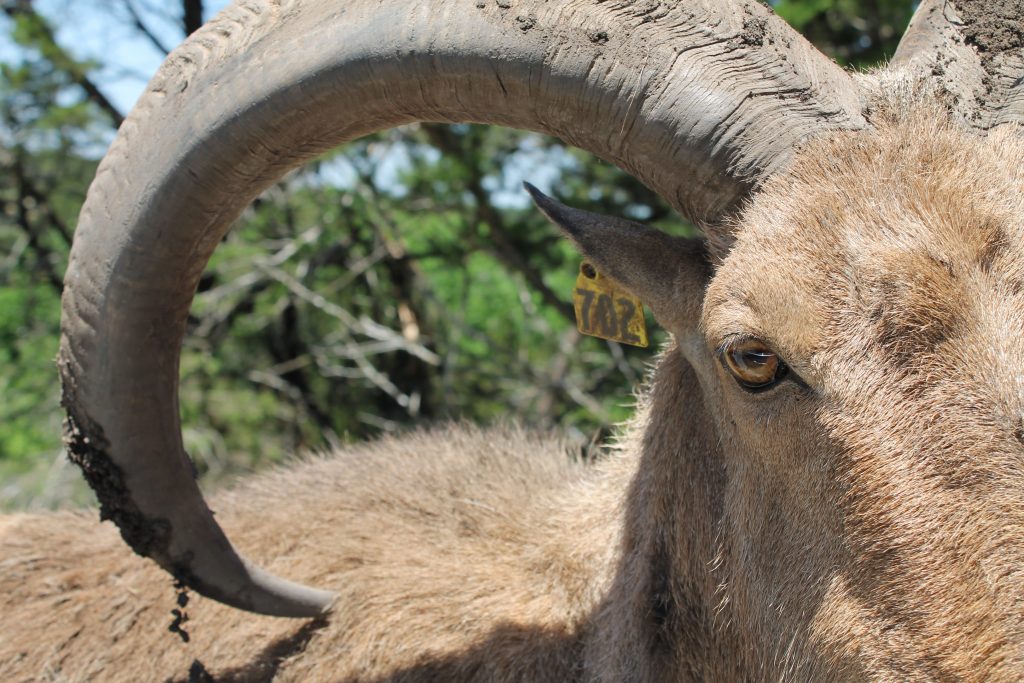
[5,83,1024,681]
[699,82,1024,680]
[1,426,619,681]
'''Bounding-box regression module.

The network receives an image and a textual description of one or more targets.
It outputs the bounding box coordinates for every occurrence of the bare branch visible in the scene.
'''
[8,155,73,248]
[124,0,172,55]
[10,153,64,294]
[1,0,125,128]
[258,263,441,366]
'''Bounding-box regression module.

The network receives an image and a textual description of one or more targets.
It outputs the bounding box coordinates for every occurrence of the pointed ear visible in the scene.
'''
[525,183,709,332]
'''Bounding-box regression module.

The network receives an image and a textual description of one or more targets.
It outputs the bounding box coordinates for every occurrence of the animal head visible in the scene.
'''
[535,93,1024,676]
[57,0,1024,677]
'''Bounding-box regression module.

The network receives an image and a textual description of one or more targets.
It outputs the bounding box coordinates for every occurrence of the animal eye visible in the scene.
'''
[721,338,788,391]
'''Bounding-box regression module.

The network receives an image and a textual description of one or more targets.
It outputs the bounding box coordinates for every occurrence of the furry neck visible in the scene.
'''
[583,346,741,681]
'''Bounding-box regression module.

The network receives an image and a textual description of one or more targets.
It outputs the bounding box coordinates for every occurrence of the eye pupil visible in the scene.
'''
[723,340,787,391]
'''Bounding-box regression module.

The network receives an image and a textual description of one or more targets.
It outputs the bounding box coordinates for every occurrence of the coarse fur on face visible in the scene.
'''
[681,82,1024,679]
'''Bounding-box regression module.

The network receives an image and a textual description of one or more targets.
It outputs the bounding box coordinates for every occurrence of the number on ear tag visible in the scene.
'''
[572,262,648,348]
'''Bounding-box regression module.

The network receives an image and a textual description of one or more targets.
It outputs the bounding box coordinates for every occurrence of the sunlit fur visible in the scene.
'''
[3,80,1024,681]
[1,426,610,681]
[696,78,1024,680]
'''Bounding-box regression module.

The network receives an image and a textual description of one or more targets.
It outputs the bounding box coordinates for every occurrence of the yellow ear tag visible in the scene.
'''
[572,262,648,348]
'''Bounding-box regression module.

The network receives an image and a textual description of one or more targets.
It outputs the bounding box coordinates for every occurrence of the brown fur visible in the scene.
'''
[4,82,1024,681]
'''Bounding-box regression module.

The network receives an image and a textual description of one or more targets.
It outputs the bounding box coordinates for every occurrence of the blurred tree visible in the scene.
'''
[773,0,915,67]
[1,0,108,505]
[0,0,915,508]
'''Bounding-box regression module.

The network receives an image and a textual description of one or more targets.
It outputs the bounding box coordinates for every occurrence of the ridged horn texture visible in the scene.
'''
[58,0,864,617]
[890,0,1024,131]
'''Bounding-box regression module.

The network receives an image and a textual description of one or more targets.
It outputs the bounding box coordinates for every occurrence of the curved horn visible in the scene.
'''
[890,0,1024,131]
[59,0,864,617]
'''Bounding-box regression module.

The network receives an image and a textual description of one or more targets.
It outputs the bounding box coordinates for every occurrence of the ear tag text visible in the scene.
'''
[572,262,648,348]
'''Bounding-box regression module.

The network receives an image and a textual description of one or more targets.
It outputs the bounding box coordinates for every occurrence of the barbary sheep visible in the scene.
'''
[3,0,1024,680]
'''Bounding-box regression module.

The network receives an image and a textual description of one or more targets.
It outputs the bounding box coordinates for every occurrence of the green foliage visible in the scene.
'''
[0,283,60,467]
[773,0,914,67]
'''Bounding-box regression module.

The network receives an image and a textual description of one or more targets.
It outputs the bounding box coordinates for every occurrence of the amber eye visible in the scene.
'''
[721,338,788,391]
